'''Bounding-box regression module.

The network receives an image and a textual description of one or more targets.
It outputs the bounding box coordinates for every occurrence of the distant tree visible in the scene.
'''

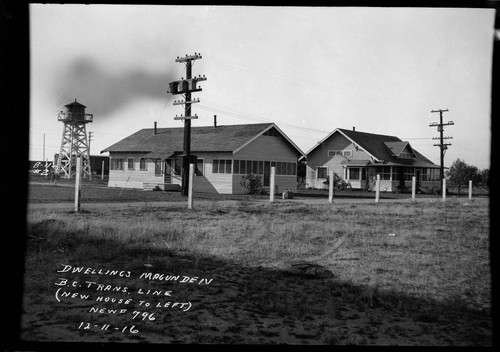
[447,159,480,195]
[478,168,490,189]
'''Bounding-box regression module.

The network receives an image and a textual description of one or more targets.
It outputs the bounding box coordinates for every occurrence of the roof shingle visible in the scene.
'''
[335,128,437,167]
[102,123,277,158]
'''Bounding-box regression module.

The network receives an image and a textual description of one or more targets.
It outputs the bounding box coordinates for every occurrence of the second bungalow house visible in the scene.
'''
[304,127,441,192]
[101,122,305,194]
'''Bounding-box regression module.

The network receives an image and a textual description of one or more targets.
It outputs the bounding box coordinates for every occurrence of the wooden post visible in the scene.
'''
[375,174,380,203]
[74,156,82,212]
[188,163,194,209]
[411,176,416,201]
[270,166,275,202]
[329,171,334,203]
[468,179,472,201]
[101,160,105,180]
[442,178,446,201]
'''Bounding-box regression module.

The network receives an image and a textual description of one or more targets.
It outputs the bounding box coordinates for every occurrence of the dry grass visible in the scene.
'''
[22,197,491,345]
[26,198,490,310]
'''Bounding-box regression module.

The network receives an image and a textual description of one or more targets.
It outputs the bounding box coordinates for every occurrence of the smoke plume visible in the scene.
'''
[53,57,177,116]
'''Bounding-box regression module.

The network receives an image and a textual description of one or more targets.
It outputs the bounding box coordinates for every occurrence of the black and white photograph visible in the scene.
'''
[5,1,495,347]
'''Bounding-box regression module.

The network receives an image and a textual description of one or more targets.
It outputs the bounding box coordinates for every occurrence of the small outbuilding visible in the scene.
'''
[101,123,305,194]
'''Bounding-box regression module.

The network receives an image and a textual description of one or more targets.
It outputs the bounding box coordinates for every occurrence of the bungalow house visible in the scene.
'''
[304,128,441,192]
[101,122,305,194]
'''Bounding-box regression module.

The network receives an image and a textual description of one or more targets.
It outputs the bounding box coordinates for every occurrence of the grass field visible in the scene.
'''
[20,182,491,345]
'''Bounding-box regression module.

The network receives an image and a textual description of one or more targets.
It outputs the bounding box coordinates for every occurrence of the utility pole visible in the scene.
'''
[88,131,93,181]
[88,131,93,154]
[429,109,454,185]
[168,53,207,196]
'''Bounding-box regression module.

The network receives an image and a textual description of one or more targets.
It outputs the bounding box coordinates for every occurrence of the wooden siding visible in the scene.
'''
[306,133,372,189]
[193,152,234,194]
[108,153,162,189]
[235,134,297,161]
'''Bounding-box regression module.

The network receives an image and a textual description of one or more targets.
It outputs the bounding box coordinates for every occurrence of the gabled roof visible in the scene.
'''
[101,123,305,159]
[306,128,438,168]
[384,141,416,157]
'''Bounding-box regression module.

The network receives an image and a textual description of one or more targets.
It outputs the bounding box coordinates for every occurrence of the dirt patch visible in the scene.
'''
[20,244,491,345]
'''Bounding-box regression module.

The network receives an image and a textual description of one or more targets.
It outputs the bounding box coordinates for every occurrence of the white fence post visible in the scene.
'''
[188,163,194,209]
[101,160,105,180]
[442,178,446,202]
[412,176,416,202]
[329,171,334,203]
[270,166,276,203]
[469,179,473,201]
[74,156,82,212]
[375,174,380,203]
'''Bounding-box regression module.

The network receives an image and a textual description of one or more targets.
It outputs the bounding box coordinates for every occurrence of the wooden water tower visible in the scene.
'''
[55,99,93,179]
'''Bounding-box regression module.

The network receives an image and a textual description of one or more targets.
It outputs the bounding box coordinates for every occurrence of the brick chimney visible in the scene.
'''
[353,126,356,131]
[214,115,217,128]
[154,121,157,135]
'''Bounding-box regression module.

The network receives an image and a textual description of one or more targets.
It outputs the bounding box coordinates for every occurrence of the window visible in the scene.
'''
[264,128,279,137]
[348,167,360,180]
[111,158,124,170]
[404,167,415,181]
[421,168,430,181]
[374,166,391,180]
[317,166,327,179]
[139,158,147,171]
[400,152,412,159]
[252,160,258,174]
[127,158,134,170]
[154,160,162,176]
[213,159,232,174]
[231,159,296,175]
[328,150,352,157]
[196,159,204,176]
[246,160,252,174]
[430,169,440,181]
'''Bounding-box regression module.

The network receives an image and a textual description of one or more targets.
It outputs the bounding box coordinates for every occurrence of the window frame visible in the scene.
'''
[348,167,361,180]
[127,157,135,171]
[317,166,328,179]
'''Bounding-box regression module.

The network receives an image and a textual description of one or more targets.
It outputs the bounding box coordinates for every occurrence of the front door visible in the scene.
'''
[264,161,270,187]
[164,159,172,184]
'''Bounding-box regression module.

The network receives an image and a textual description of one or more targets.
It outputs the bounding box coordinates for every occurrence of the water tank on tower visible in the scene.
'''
[55,99,94,179]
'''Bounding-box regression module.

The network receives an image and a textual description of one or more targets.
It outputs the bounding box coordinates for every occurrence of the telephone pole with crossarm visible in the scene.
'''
[168,53,207,196]
[429,109,454,184]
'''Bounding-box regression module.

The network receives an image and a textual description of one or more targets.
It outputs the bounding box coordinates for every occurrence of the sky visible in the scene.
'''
[29,4,495,170]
